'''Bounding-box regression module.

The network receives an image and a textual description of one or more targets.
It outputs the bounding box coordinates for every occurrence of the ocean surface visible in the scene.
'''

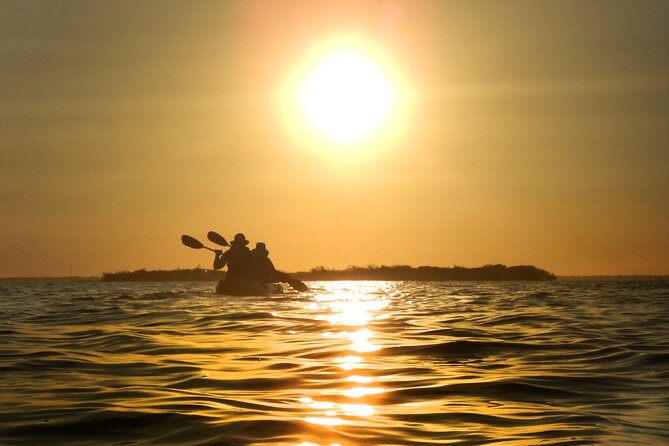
[1,280,668,445]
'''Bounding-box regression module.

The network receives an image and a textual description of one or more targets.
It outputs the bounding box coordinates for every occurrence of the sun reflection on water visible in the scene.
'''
[341,386,385,398]
[300,282,393,433]
[348,375,373,384]
[347,328,379,353]
[299,442,342,446]
[334,355,363,370]
[311,283,390,327]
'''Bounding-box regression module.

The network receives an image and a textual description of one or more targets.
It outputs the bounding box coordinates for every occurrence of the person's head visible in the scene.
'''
[230,233,249,248]
[254,242,269,256]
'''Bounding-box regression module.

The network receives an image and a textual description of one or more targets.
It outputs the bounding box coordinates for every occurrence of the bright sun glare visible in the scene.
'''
[298,50,394,144]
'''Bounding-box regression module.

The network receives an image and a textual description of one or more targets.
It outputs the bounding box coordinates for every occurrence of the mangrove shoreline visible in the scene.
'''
[101,264,556,282]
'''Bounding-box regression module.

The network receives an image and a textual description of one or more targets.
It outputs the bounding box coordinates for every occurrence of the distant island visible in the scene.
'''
[102,268,223,282]
[101,264,556,282]
[292,264,556,281]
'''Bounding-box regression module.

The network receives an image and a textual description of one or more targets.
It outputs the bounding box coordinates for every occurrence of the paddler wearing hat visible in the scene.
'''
[250,242,277,283]
[213,233,254,281]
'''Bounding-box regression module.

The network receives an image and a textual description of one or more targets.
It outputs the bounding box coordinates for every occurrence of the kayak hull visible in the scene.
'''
[215,278,284,296]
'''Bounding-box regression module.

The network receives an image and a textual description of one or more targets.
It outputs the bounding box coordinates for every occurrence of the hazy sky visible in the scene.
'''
[1,0,668,277]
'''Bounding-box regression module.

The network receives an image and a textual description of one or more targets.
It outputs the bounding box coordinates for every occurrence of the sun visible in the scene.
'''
[298,50,394,144]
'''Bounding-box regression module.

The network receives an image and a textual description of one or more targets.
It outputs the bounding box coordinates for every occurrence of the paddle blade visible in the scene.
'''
[275,270,309,292]
[207,231,229,247]
[288,278,309,292]
[181,234,204,249]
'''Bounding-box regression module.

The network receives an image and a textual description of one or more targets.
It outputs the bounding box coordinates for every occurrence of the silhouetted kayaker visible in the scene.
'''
[213,234,309,294]
[251,242,277,283]
[213,233,253,280]
[250,242,309,292]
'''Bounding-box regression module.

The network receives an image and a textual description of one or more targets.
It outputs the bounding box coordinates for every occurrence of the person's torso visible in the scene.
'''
[226,248,252,278]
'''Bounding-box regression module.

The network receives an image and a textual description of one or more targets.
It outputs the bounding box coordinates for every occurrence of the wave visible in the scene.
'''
[1,280,668,445]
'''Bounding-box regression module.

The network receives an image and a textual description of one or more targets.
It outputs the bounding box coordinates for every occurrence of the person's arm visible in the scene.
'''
[213,250,228,270]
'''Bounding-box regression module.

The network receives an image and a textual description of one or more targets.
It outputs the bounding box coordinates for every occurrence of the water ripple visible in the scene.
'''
[1,279,668,445]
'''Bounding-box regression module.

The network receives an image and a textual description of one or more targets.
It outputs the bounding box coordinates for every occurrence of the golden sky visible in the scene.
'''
[1,0,668,277]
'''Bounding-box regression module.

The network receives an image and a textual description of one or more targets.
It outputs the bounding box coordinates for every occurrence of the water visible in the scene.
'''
[1,280,668,445]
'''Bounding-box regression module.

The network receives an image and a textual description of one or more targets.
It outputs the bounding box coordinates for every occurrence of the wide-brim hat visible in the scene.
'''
[230,233,249,246]
[255,242,268,254]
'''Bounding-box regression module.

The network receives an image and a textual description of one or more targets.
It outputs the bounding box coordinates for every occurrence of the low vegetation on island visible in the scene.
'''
[292,264,556,281]
[102,264,556,282]
[102,268,223,282]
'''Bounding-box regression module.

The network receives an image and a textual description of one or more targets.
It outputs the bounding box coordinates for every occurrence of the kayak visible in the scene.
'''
[215,278,285,296]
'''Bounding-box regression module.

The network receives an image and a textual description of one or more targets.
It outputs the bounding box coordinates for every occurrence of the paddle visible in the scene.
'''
[207,231,229,247]
[275,271,310,292]
[181,234,217,253]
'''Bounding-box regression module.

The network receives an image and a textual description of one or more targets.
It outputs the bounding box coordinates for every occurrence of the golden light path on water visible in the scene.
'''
[298,282,390,443]
[289,281,555,445]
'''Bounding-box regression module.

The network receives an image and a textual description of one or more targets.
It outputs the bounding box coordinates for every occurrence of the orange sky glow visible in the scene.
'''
[1,1,668,277]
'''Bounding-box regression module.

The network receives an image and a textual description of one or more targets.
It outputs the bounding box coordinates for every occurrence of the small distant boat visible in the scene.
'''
[215,278,285,296]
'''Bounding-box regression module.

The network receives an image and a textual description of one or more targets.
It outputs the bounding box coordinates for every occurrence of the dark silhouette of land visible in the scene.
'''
[101,264,556,282]
[8,271,669,282]
[102,268,223,282]
[0,276,98,282]
[292,264,556,281]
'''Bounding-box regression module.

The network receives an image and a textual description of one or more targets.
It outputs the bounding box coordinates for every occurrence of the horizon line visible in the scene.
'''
[2,274,668,281]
